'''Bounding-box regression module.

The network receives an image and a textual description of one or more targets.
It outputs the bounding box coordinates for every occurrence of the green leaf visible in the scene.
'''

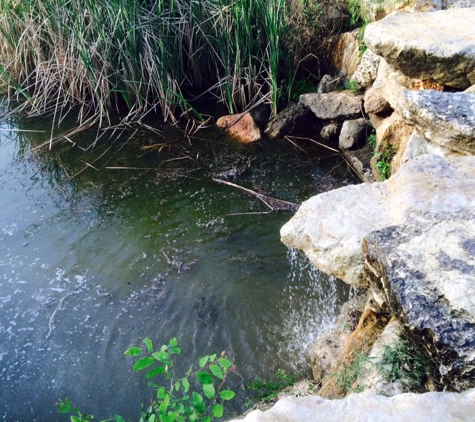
[124,347,142,357]
[209,354,217,362]
[191,392,205,413]
[203,383,216,399]
[212,404,224,418]
[218,358,232,369]
[115,416,126,422]
[157,387,167,400]
[71,417,81,422]
[159,394,170,417]
[219,390,236,401]
[146,366,165,379]
[143,338,153,353]
[182,378,190,393]
[203,417,211,422]
[196,371,213,385]
[148,415,156,422]
[133,357,155,371]
[210,364,224,380]
[170,347,181,355]
[168,338,178,347]
[152,351,170,362]
[198,355,209,368]
[174,381,181,392]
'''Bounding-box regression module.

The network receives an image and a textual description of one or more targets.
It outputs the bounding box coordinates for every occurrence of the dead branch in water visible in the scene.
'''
[212,178,300,212]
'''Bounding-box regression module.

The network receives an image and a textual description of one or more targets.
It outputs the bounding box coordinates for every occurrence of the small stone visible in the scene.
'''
[317,75,341,94]
[300,92,362,121]
[320,122,341,141]
[364,87,392,115]
[339,118,369,150]
[264,102,312,139]
[216,112,261,143]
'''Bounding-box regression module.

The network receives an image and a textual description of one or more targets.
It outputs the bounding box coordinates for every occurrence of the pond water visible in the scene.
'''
[0,104,357,421]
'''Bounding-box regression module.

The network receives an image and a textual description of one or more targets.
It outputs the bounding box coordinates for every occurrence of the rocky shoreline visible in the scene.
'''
[229,0,475,420]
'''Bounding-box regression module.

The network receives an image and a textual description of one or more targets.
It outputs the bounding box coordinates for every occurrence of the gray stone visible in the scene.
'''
[409,0,443,12]
[339,118,369,150]
[400,90,475,155]
[363,210,475,390]
[264,102,312,139]
[364,86,391,115]
[351,49,381,90]
[300,92,362,121]
[317,75,341,94]
[359,0,407,22]
[228,388,475,421]
[364,8,475,88]
[447,0,475,7]
[320,122,341,141]
[281,155,475,287]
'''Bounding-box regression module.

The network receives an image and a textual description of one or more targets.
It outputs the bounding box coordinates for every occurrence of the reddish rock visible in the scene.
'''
[216,112,261,143]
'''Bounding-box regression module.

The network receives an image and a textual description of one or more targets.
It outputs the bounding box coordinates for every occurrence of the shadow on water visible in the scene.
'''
[0,105,358,421]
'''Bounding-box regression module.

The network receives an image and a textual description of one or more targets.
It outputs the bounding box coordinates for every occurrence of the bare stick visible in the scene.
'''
[212,178,299,212]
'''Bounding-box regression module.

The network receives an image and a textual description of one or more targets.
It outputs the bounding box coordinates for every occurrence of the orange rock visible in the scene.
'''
[216,112,261,143]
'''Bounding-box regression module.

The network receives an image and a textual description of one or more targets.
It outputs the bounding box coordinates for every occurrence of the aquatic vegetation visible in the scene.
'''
[0,0,344,134]
[58,337,237,421]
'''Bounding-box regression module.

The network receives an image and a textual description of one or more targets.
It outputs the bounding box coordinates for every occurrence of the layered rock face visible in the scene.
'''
[364,211,475,390]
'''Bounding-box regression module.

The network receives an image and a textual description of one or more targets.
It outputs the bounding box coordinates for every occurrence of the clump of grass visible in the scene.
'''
[330,352,371,395]
[373,144,395,181]
[246,369,295,406]
[0,0,297,133]
[377,337,438,393]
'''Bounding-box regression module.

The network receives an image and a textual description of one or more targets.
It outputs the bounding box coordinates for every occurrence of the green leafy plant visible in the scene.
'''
[377,337,437,392]
[345,80,360,95]
[245,369,294,406]
[367,132,376,149]
[373,144,395,181]
[58,338,236,422]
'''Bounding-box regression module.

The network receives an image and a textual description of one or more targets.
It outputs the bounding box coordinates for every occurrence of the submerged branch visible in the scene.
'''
[212,178,299,212]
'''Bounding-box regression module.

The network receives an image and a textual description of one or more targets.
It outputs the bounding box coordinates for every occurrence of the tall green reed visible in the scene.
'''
[0,0,324,132]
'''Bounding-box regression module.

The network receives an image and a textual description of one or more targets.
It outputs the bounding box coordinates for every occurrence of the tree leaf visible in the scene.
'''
[168,338,178,347]
[157,387,167,400]
[219,390,236,401]
[152,351,170,362]
[115,416,125,422]
[191,392,205,413]
[196,371,213,385]
[143,338,153,353]
[133,357,155,371]
[124,347,142,357]
[203,417,211,422]
[209,364,224,380]
[148,415,156,422]
[203,383,215,400]
[198,355,209,368]
[159,393,170,417]
[174,381,181,392]
[218,358,232,369]
[182,377,190,393]
[146,366,165,379]
[170,347,181,355]
[212,404,224,418]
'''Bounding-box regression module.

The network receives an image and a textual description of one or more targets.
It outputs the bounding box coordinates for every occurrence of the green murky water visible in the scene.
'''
[0,104,356,421]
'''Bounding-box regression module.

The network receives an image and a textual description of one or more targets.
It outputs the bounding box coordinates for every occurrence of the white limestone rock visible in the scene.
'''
[364,8,475,88]
[280,155,475,287]
[229,388,475,421]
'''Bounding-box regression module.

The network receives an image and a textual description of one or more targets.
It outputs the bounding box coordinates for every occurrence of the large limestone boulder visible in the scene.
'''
[351,50,381,90]
[228,388,475,421]
[328,29,360,77]
[399,90,475,155]
[363,210,475,390]
[359,0,407,22]
[300,92,362,121]
[364,8,475,89]
[281,155,475,287]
